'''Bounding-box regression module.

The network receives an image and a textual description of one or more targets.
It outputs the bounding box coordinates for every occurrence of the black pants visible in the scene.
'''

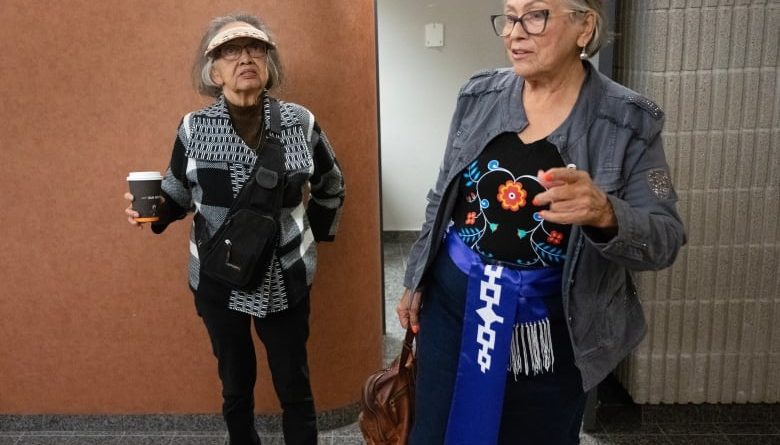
[194,279,317,445]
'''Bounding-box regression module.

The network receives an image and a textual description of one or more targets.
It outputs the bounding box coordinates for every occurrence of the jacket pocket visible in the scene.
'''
[599,282,632,348]
[592,169,624,198]
[443,126,470,164]
[452,126,470,148]
[596,267,643,349]
[569,248,629,355]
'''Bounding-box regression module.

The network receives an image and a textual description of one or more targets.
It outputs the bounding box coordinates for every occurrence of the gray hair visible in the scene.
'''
[191,12,284,97]
[564,0,610,57]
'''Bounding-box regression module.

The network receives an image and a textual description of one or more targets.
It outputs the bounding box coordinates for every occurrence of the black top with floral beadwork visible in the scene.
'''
[451,132,571,268]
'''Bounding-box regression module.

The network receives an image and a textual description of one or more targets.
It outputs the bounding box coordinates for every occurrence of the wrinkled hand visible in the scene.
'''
[124,192,143,227]
[124,192,164,229]
[396,288,422,334]
[533,167,617,229]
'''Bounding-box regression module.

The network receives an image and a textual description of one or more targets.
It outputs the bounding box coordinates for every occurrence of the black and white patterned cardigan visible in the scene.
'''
[152,94,345,317]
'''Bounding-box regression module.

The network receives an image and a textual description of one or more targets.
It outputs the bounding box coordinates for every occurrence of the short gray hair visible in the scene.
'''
[191,12,284,97]
[564,0,610,57]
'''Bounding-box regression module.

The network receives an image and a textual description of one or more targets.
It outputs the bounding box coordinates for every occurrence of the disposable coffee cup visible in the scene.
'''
[127,171,163,222]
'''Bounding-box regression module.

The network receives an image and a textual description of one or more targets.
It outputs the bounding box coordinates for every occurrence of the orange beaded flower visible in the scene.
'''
[497,180,527,212]
[547,230,564,245]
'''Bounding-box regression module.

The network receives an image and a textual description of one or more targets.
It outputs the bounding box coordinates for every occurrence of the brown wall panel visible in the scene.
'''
[0,0,381,414]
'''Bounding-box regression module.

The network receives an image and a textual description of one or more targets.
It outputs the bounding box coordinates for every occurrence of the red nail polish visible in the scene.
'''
[412,325,419,334]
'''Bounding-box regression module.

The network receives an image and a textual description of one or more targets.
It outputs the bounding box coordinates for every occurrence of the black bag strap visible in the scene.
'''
[225,96,285,217]
[267,94,283,137]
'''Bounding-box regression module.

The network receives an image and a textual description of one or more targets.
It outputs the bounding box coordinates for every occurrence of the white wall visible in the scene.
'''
[378,0,508,231]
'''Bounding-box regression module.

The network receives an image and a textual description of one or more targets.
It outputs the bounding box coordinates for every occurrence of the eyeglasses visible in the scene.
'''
[490,9,584,37]
[217,42,268,61]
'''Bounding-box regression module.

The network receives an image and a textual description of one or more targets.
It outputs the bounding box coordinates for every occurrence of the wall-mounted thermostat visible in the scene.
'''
[425,23,444,47]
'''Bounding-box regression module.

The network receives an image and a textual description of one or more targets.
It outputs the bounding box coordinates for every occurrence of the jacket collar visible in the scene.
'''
[185,92,273,164]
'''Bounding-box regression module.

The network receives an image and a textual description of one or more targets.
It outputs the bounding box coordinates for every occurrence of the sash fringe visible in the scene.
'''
[509,318,555,377]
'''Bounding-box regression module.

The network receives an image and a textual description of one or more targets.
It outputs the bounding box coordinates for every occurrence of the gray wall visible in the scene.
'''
[377,0,508,231]
[614,0,780,404]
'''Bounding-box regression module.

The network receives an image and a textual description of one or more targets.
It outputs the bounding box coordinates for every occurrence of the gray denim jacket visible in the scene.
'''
[403,62,686,391]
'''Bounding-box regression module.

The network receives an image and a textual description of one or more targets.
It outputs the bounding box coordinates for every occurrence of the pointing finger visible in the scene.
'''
[541,167,582,184]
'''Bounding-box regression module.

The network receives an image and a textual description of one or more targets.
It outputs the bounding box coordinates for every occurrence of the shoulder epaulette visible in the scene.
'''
[624,94,664,120]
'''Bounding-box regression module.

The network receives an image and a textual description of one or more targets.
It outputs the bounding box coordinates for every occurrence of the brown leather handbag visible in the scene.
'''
[359,328,416,445]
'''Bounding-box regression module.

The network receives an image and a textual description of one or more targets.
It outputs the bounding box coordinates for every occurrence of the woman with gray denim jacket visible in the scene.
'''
[396,1,685,444]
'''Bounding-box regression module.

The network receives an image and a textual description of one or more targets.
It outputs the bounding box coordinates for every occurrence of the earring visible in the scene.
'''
[579,46,588,60]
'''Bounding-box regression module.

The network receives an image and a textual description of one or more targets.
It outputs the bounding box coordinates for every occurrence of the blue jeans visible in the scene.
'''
[409,252,587,445]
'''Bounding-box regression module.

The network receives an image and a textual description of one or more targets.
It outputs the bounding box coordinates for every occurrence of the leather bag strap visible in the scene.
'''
[399,328,416,375]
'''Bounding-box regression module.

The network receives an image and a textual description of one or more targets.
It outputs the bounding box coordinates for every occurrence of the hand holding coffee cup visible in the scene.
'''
[126,171,163,224]
[125,193,164,227]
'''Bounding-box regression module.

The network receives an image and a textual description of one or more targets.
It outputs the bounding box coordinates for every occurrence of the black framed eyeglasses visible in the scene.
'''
[217,42,268,61]
[490,9,584,37]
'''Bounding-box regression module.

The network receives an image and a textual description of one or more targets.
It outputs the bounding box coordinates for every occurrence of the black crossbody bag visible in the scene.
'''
[198,97,285,291]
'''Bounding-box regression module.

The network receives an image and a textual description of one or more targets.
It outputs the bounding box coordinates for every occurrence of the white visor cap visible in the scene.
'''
[204,23,276,57]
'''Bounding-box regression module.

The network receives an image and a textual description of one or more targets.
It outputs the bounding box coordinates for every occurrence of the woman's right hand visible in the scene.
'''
[396,287,422,334]
[124,193,143,228]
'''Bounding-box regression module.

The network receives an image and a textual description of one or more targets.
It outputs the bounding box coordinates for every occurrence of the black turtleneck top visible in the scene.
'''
[226,100,264,150]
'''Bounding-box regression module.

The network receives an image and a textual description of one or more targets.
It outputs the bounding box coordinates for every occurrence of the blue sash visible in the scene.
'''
[443,231,562,445]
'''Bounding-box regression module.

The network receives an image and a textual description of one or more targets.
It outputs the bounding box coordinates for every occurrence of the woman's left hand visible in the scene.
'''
[533,167,617,229]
